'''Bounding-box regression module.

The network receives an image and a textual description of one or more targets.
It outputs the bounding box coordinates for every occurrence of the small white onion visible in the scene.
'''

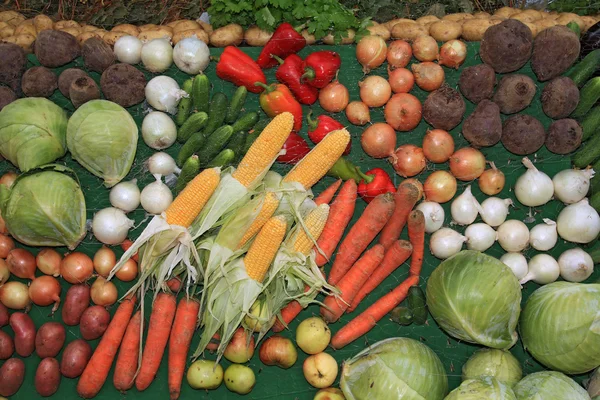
[514,157,554,207]
[415,201,445,233]
[173,37,210,74]
[500,252,529,281]
[557,198,600,244]
[558,248,594,282]
[464,223,496,252]
[113,35,143,64]
[429,227,467,259]
[92,207,135,245]
[140,174,173,215]
[528,218,557,251]
[553,168,594,204]
[109,179,140,212]
[145,76,188,114]
[450,185,481,226]
[497,220,529,252]
[147,152,180,176]
[521,254,559,285]
[142,111,177,150]
[480,197,513,227]
[141,37,173,73]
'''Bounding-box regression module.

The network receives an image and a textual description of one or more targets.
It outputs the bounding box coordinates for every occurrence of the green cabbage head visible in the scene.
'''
[67,99,138,187]
[340,337,448,400]
[0,98,67,172]
[513,371,590,400]
[426,250,522,349]
[446,377,517,400]
[462,349,522,387]
[520,282,600,374]
[0,167,86,249]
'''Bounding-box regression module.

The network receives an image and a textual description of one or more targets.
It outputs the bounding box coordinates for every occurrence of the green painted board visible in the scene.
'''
[1,42,598,399]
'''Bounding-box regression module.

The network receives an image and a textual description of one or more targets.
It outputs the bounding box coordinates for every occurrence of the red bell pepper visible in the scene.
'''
[256,23,306,69]
[273,54,318,105]
[358,168,396,203]
[301,51,342,89]
[256,82,303,131]
[307,111,351,155]
[216,46,267,94]
[277,131,311,164]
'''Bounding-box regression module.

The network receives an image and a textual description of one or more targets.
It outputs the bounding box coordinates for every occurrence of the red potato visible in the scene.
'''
[79,305,110,340]
[9,312,35,356]
[0,330,14,359]
[35,357,61,396]
[36,321,66,358]
[0,302,8,327]
[61,339,92,378]
[62,284,90,326]
[0,357,25,397]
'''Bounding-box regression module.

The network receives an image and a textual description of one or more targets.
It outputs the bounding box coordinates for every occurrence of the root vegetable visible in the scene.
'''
[60,252,93,284]
[501,252,529,280]
[430,227,467,259]
[521,254,559,285]
[515,157,554,207]
[387,40,412,69]
[416,201,445,233]
[244,26,272,46]
[35,248,62,277]
[366,24,391,41]
[319,81,349,112]
[558,248,594,282]
[451,185,481,225]
[80,305,110,340]
[34,30,80,67]
[301,29,316,45]
[57,68,88,98]
[384,93,422,131]
[541,76,580,119]
[428,20,463,42]
[69,76,100,108]
[480,19,533,73]
[0,358,24,397]
[0,42,26,91]
[113,35,143,64]
[391,144,426,177]
[461,18,499,41]
[10,312,35,356]
[424,170,457,203]
[388,67,414,93]
[35,357,61,397]
[422,128,454,163]
[21,66,57,97]
[62,284,90,326]
[0,235,14,259]
[493,74,536,114]
[361,123,396,158]
[138,27,174,42]
[209,23,243,47]
[0,330,13,359]
[102,31,128,46]
[0,86,17,111]
[35,322,65,358]
[346,101,370,125]
[423,86,466,131]
[411,62,444,92]
[497,219,530,252]
[356,35,387,73]
[33,14,53,33]
[557,198,600,243]
[532,25,580,81]
[82,37,114,73]
[29,276,61,311]
[545,118,582,155]
[359,75,391,107]
[439,39,467,68]
[7,248,36,280]
[0,281,30,309]
[553,168,593,204]
[462,99,502,147]
[449,147,486,181]
[412,35,439,62]
[391,22,428,41]
[501,114,546,155]
[90,276,118,307]
[529,219,558,251]
[60,339,92,378]
[115,259,138,282]
[478,163,505,195]
[100,63,146,108]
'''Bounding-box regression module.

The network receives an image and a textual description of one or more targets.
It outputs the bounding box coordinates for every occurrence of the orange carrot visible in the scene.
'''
[315,179,357,267]
[113,310,142,392]
[135,292,177,392]
[328,192,395,285]
[331,275,419,349]
[378,181,421,250]
[321,245,385,323]
[168,297,200,400]
[315,179,342,206]
[272,292,306,333]
[407,210,425,278]
[77,296,136,398]
[347,240,412,313]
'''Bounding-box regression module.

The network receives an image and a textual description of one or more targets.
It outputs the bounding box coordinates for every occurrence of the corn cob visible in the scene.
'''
[237,191,280,249]
[293,204,330,256]
[244,215,287,282]
[165,168,220,227]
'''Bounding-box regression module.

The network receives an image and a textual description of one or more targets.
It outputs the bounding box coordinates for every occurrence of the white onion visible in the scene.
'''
[109,179,140,213]
[529,218,557,251]
[500,252,529,281]
[113,35,143,64]
[450,185,481,225]
[514,157,554,207]
[497,219,529,252]
[141,37,173,73]
[553,168,595,204]
[140,174,173,215]
[556,198,600,244]
[142,111,177,150]
[92,207,135,245]
[480,197,513,227]
[464,223,496,252]
[145,76,188,114]
[521,254,559,285]
[430,227,467,259]
[147,152,180,176]
[173,37,210,74]
[415,201,445,233]
[557,248,594,282]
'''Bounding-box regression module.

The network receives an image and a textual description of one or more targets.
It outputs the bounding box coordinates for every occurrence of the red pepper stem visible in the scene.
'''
[301,68,315,82]
[307,110,318,131]
[271,54,285,65]
[254,81,275,93]
[357,167,375,184]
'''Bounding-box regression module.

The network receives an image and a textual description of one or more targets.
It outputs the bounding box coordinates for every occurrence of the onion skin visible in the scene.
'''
[424,171,457,203]
[387,40,412,69]
[90,277,118,307]
[390,144,426,177]
[361,123,397,158]
[60,252,94,284]
[319,81,349,113]
[345,101,371,126]
[356,35,387,73]
[93,246,116,278]
[0,259,9,286]
[0,234,15,259]
[384,93,422,131]
[449,147,486,181]
[422,129,455,163]
[115,259,138,282]
[29,276,61,312]
[439,39,467,69]
[411,62,445,92]
[359,76,391,108]
[0,282,31,310]
[6,249,36,280]
[0,171,17,188]
[412,35,439,62]
[36,248,62,277]
[388,67,414,93]
[478,164,505,195]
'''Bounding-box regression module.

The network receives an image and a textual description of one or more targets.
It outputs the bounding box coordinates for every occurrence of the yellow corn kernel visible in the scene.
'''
[283,129,350,190]
[293,204,330,256]
[232,112,294,188]
[165,168,220,227]
[237,191,280,249]
[244,215,287,282]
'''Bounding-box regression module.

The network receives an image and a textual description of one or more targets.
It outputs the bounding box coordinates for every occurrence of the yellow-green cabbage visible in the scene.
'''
[446,377,517,400]
[462,349,522,387]
[513,371,590,400]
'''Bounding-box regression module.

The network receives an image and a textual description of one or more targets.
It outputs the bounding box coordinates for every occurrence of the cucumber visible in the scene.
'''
[572,77,600,118]
[226,131,247,163]
[175,78,194,126]
[407,286,428,325]
[177,132,206,167]
[566,21,581,37]
[240,119,269,155]
[581,105,600,141]
[567,49,600,87]
[242,131,258,155]
[204,92,228,136]
[250,118,270,135]
[591,191,600,212]
[573,130,600,168]
[225,86,247,124]
[177,111,208,143]
[175,155,200,194]
[232,112,259,132]
[192,74,210,113]
[207,149,235,168]
[590,159,600,195]
[199,125,234,165]
[390,307,413,326]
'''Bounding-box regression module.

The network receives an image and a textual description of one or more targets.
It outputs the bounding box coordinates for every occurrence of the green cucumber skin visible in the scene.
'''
[390,307,413,326]
[177,132,206,167]
[175,155,200,193]
[226,131,247,164]
[207,149,235,168]
[204,92,228,136]
[199,125,234,166]
[231,112,259,132]
[175,79,194,126]
[573,130,600,168]
[572,77,600,118]
[192,74,210,113]
[226,86,248,124]
[177,112,208,143]
[581,105,600,141]
[407,286,428,325]
[568,49,600,87]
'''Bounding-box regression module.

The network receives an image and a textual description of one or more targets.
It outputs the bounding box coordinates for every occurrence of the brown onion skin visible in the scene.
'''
[0,281,31,310]
[93,246,116,278]
[478,166,506,195]
[391,145,427,177]
[439,39,467,69]
[60,252,94,284]
[384,93,422,131]
[0,234,15,259]
[319,81,349,113]
[411,62,445,92]
[422,129,455,163]
[29,275,61,312]
[346,101,371,126]
[6,248,36,280]
[115,258,138,282]
[388,67,414,94]
[412,35,439,62]
[36,248,62,277]
[90,277,118,307]
[424,171,457,203]
[387,40,412,69]
[359,76,392,108]
[361,123,397,158]
[10,312,36,357]
[449,147,486,181]
[259,335,297,369]
[356,35,387,73]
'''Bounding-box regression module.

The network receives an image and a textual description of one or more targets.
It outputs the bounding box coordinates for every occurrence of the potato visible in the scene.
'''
[244,26,272,46]
[510,10,542,23]
[6,33,36,53]
[138,26,173,42]
[209,23,244,47]
[473,12,491,19]
[301,29,316,45]
[322,29,355,44]
[556,13,585,30]
[10,312,35,357]
[581,16,597,32]
[541,76,579,119]
[61,339,92,378]
[480,19,533,73]
[535,18,558,34]
[102,30,128,46]
[423,86,466,131]
[14,21,37,37]
[459,63,496,104]
[0,11,25,27]
[199,21,213,34]
[70,76,101,108]
[173,28,209,45]
[77,31,103,45]
[0,25,15,39]
[33,14,53,33]
[100,63,146,107]
[546,118,582,154]
[138,23,159,31]
[80,305,110,340]
[532,26,579,81]
[461,18,498,41]
[493,74,536,114]
[366,24,391,41]
[428,20,462,41]
[462,99,502,147]
[494,7,519,19]
[35,29,80,67]
[0,86,17,111]
[35,322,66,358]
[443,13,474,22]
[166,19,184,28]
[82,36,115,73]
[54,19,80,30]
[112,23,139,36]
[0,303,8,327]
[82,24,101,32]
[391,22,428,41]
[35,357,61,397]
[0,42,26,91]
[0,358,24,397]
[0,330,14,359]
[22,66,57,97]
[383,18,415,31]
[61,284,90,325]
[502,114,546,155]
[416,15,439,25]
[173,20,201,33]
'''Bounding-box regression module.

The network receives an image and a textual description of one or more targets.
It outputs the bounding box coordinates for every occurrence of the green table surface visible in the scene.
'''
[1,42,598,399]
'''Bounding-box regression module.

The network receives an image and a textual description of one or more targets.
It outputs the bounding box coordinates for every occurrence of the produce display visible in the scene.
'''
[0,5,600,400]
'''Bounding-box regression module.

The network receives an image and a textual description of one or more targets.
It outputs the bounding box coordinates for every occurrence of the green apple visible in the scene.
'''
[186,359,223,390]
[296,317,331,354]
[224,364,256,395]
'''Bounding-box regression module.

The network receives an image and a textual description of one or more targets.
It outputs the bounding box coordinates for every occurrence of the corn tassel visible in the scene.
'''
[165,168,220,227]
[244,215,287,282]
